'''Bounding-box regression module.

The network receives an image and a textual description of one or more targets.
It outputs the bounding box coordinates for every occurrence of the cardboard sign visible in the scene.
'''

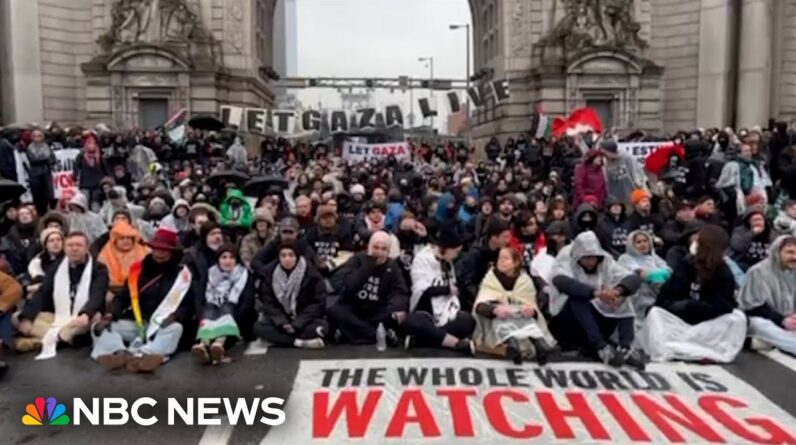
[266,358,796,444]
[52,148,80,199]
[342,141,411,164]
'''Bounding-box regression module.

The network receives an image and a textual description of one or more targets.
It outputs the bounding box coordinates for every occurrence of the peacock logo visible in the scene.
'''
[22,397,70,426]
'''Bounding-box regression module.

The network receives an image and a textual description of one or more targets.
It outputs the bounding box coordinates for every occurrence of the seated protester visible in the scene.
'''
[92,228,193,372]
[694,195,725,229]
[457,217,512,311]
[355,201,399,253]
[660,200,695,256]
[26,227,64,295]
[184,221,226,293]
[548,231,646,369]
[39,210,69,235]
[182,203,219,249]
[625,189,664,236]
[665,222,703,269]
[304,204,356,276]
[66,192,108,244]
[773,200,796,236]
[395,214,429,286]
[514,211,546,271]
[295,196,315,233]
[570,203,599,237]
[254,243,328,348]
[239,207,274,270]
[595,198,629,259]
[740,236,796,356]
[545,221,571,258]
[404,230,475,355]
[160,199,191,233]
[97,220,149,299]
[15,232,109,354]
[220,188,253,229]
[473,247,557,365]
[193,245,255,364]
[0,205,39,276]
[0,266,23,376]
[640,224,747,363]
[618,230,672,335]
[98,186,144,227]
[327,231,409,345]
[730,210,774,271]
[251,216,318,275]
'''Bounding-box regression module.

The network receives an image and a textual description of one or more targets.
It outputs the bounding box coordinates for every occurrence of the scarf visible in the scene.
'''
[128,261,192,342]
[737,157,755,195]
[272,257,307,318]
[410,246,461,326]
[36,257,94,360]
[206,264,249,306]
[98,220,149,287]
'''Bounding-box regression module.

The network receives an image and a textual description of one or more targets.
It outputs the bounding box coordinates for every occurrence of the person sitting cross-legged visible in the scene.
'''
[91,228,193,373]
[740,235,796,356]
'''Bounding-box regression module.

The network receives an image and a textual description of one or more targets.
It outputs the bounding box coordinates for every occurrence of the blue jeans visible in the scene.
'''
[91,319,183,359]
[749,316,796,356]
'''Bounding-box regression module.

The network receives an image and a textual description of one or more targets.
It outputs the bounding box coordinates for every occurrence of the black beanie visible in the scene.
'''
[200,220,222,241]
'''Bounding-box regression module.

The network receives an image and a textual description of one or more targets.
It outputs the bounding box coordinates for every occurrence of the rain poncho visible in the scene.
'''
[549,231,636,318]
[226,137,248,169]
[739,236,796,317]
[160,199,191,233]
[220,189,253,228]
[410,246,460,327]
[617,230,672,333]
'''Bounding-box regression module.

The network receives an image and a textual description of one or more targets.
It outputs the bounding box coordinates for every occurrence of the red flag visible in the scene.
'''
[644,142,685,176]
[552,107,604,138]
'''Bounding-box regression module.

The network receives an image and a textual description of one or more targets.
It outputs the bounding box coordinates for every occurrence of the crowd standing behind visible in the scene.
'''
[1,121,796,377]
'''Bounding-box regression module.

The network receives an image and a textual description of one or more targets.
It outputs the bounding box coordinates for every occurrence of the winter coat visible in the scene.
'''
[655,255,737,325]
[73,153,106,189]
[260,260,326,330]
[160,199,191,233]
[239,232,269,270]
[110,255,193,323]
[0,270,22,313]
[456,240,500,311]
[220,189,253,228]
[730,211,775,272]
[625,211,663,236]
[604,153,645,204]
[330,252,409,317]
[595,209,629,259]
[20,258,109,321]
[739,236,796,326]
[573,150,607,209]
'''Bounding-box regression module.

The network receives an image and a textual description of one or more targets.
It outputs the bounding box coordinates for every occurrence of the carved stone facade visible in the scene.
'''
[0,0,276,128]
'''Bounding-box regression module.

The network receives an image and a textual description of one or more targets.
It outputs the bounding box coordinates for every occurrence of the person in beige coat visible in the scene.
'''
[473,247,557,365]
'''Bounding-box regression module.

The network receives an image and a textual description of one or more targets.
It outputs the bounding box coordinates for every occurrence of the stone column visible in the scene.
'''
[1,0,44,123]
[696,0,735,128]
[736,0,773,128]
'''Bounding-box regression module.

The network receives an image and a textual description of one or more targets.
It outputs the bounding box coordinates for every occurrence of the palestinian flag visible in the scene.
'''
[165,108,188,144]
[531,104,552,140]
[196,314,241,342]
[552,107,604,138]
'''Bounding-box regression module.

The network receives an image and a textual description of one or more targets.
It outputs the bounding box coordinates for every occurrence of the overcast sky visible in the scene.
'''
[293,0,472,131]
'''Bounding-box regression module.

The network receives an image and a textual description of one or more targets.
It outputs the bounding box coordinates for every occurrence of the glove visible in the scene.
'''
[646,268,672,284]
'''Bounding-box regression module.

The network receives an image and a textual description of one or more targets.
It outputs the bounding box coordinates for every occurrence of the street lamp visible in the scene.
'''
[418,56,434,128]
[449,23,471,146]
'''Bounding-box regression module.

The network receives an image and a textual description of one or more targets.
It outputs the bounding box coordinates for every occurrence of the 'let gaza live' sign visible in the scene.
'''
[342,141,411,163]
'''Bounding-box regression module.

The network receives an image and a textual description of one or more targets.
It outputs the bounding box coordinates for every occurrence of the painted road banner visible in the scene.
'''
[265,358,796,444]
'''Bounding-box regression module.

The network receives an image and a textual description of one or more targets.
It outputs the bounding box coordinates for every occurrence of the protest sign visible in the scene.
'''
[342,141,411,163]
[618,141,674,165]
[52,148,80,199]
[266,358,796,444]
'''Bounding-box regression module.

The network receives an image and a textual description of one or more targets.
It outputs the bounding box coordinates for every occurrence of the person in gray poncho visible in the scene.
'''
[66,192,108,243]
[739,235,796,356]
[618,230,672,336]
[548,231,645,369]
[599,139,646,207]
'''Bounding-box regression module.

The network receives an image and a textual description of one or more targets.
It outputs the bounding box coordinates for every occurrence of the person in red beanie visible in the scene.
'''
[74,133,107,212]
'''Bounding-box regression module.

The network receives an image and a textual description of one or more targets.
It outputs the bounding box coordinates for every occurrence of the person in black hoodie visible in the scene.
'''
[730,210,775,272]
[251,216,318,275]
[184,221,226,294]
[304,204,355,276]
[255,243,328,348]
[0,205,39,276]
[625,189,663,236]
[456,218,511,311]
[596,198,629,259]
[91,228,193,372]
[660,200,695,256]
[327,231,409,345]
[570,203,599,237]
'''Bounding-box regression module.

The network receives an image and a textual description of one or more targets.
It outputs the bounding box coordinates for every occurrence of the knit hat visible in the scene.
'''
[39,227,63,245]
[599,139,618,153]
[200,220,222,241]
[437,228,463,249]
[216,243,239,262]
[631,189,651,206]
[254,207,275,225]
[546,221,570,237]
[350,184,366,196]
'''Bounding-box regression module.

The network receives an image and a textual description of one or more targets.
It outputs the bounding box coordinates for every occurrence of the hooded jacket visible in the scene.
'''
[570,203,599,237]
[98,186,145,226]
[260,260,325,330]
[330,252,409,317]
[595,201,629,259]
[549,231,641,318]
[618,230,671,315]
[604,151,645,204]
[456,238,500,311]
[220,189,253,228]
[97,220,149,288]
[730,210,774,272]
[739,236,796,326]
[160,199,191,233]
[66,193,108,243]
[573,150,607,209]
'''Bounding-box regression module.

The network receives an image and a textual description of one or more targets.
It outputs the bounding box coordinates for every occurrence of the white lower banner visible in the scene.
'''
[265,358,796,444]
[342,141,411,164]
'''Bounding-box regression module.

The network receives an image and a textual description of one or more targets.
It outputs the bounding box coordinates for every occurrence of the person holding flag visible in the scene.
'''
[91,228,193,373]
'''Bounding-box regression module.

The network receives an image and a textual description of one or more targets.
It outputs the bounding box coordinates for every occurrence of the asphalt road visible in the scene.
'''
[2,345,796,445]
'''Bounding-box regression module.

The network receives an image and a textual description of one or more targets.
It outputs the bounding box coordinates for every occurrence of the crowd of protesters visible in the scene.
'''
[0,119,796,377]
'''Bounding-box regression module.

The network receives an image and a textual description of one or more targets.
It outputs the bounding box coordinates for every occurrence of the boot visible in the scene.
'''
[137,354,164,373]
[619,346,648,371]
[454,339,475,356]
[598,345,624,367]
[531,338,556,366]
[505,338,522,365]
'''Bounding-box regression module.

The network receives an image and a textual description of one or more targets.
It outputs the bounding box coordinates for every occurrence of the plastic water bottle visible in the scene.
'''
[376,323,387,352]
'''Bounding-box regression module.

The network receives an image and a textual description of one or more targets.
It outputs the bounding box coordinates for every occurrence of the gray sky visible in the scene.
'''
[293,0,472,132]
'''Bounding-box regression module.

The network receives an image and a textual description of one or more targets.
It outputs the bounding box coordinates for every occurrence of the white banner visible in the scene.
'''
[265,358,796,444]
[342,141,411,164]
[51,148,80,199]
[618,141,674,165]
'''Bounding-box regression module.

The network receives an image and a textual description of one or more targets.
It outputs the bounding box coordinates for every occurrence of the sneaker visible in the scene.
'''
[404,335,414,351]
[209,341,225,363]
[598,345,624,367]
[454,339,475,356]
[505,338,522,365]
[300,338,325,349]
[137,354,164,373]
[619,346,648,371]
[97,351,130,371]
[191,344,211,365]
[751,337,775,352]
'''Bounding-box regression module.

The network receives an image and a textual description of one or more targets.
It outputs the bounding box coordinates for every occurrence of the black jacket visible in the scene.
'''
[304,222,355,260]
[251,237,318,276]
[73,154,107,189]
[110,255,193,322]
[596,213,628,259]
[20,257,109,321]
[456,240,499,311]
[260,261,326,330]
[625,211,663,236]
[730,213,774,272]
[655,257,736,325]
[330,252,409,316]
